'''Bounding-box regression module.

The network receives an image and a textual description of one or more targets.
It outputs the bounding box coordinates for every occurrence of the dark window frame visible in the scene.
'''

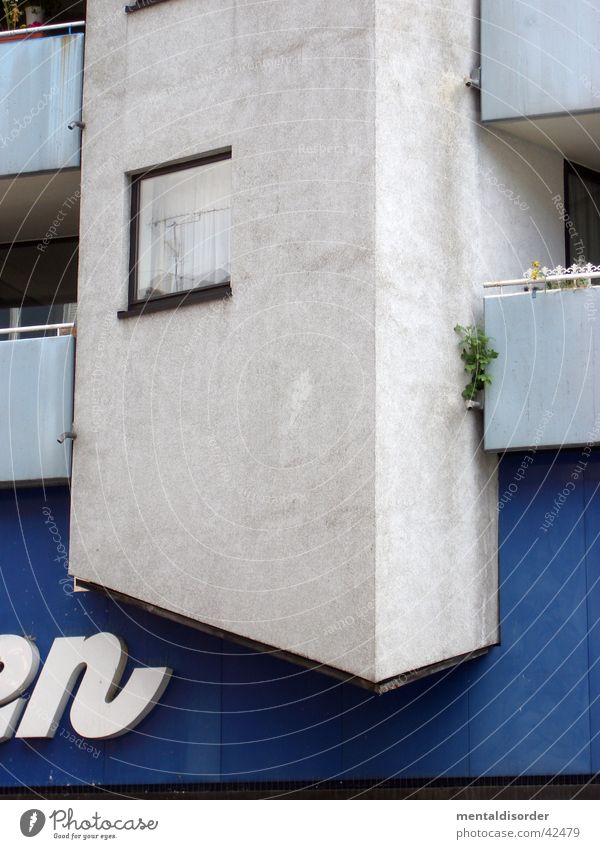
[563,159,600,267]
[124,0,175,14]
[120,150,232,320]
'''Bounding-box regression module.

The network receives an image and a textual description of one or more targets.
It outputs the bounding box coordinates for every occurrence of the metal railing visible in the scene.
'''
[0,20,85,39]
[484,264,600,290]
[0,322,74,338]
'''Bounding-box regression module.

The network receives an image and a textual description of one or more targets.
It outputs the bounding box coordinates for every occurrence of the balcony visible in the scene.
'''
[0,22,84,175]
[0,20,84,243]
[480,0,600,170]
[0,231,77,485]
[0,327,75,486]
[484,267,600,452]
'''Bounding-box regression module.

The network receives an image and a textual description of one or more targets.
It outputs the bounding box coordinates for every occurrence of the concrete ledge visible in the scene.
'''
[75,578,491,694]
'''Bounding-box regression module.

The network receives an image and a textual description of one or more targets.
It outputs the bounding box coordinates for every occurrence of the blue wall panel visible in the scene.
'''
[583,459,600,773]
[340,668,470,779]
[0,487,222,788]
[220,651,343,781]
[2,452,600,787]
[469,453,592,775]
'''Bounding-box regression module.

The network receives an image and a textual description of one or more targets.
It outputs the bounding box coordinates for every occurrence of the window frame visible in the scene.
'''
[121,150,232,319]
[124,0,175,15]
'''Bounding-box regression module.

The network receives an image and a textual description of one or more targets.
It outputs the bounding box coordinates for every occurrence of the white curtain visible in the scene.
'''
[138,158,231,298]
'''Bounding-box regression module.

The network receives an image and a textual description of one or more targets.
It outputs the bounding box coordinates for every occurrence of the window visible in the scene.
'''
[125,151,231,316]
[564,161,600,266]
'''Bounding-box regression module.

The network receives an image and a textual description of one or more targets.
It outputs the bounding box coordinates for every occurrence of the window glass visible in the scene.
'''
[565,163,600,265]
[135,157,231,301]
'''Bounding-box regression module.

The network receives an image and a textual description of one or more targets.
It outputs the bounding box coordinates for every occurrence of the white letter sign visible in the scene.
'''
[0,633,171,741]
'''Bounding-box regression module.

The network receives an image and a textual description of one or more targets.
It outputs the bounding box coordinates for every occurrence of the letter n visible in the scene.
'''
[0,636,40,741]
[15,633,171,740]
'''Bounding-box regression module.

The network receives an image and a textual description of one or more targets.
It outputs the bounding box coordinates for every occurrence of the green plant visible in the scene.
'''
[527,259,591,290]
[549,272,590,289]
[454,324,498,401]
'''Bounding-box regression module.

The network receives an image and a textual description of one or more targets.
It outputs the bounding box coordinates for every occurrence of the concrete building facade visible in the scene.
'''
[1,0,600,797]
[68,0,568,689]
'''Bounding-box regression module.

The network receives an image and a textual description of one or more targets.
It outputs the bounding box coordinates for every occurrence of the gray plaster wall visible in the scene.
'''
[70,0,566,684]
[71,0,378,679]
[373,0,565,681]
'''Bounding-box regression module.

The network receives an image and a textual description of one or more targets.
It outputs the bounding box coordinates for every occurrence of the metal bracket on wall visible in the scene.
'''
[464,67,481,89]
[57,431,77,445]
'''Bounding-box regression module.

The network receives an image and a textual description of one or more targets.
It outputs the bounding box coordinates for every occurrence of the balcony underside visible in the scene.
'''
[0,169,79,242]
[483,112,600,173]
